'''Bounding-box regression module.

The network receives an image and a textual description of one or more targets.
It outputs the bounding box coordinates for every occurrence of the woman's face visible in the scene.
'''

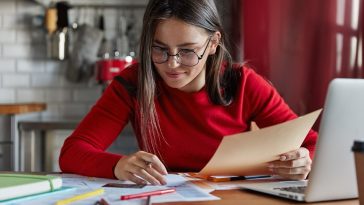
[152,18,219,92]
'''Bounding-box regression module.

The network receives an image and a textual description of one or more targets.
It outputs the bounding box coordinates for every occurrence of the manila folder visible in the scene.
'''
[199,109,322,176]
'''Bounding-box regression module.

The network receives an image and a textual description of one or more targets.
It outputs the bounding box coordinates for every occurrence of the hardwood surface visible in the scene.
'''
[157,189,359,205]
[0,102,46,114]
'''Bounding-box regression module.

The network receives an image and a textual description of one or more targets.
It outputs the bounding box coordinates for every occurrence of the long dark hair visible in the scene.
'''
[138,0,238,154]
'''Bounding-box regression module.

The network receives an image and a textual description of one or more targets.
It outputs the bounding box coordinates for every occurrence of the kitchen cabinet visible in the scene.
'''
[0,103,46,171]
[18,118,79,172]
[18,119,137,172]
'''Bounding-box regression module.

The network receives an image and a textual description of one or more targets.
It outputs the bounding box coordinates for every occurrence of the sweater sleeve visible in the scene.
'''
[243,68,318,159]
[59,78,135,178]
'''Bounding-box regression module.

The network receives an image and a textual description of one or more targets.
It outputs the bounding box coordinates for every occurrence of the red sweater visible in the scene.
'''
[59,64,317,178]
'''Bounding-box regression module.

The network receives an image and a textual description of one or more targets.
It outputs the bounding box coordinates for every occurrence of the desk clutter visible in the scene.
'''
[0,173,219,205]
[1,172,361,205]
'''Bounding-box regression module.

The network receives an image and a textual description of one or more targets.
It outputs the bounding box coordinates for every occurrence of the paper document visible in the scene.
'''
[9,174,219,205]
[199,109,322,176]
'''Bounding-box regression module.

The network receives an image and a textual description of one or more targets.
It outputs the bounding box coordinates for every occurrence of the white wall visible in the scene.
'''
[0,0,145,119]
[0,0,231,119]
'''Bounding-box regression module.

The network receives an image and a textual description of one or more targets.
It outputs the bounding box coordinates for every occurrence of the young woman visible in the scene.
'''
[59,0,317,185]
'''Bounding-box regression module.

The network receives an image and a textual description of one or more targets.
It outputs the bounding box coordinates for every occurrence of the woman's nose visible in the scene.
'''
[167,55,180,69]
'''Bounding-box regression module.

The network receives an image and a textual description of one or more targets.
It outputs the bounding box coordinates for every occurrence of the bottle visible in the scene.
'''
[49,1,70,60]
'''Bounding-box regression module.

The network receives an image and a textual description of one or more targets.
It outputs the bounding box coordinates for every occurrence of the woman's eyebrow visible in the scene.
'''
[153,39,199,47]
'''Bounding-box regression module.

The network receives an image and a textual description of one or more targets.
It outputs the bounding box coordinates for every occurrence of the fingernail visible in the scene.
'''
[267,164,274,168]
[161,177,167,185]
[280,156,287,161]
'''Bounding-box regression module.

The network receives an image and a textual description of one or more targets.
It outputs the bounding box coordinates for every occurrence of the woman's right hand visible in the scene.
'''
[113,151,168,185]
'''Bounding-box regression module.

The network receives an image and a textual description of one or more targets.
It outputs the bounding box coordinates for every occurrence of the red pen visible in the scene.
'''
[120,188,176,200]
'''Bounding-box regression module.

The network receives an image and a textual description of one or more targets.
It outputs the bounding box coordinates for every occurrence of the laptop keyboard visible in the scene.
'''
[273,186,306,194]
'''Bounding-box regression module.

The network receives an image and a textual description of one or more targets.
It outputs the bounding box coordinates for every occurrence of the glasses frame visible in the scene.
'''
[151,36,212,67]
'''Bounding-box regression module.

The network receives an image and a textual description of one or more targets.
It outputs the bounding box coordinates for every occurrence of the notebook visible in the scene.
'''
[0,173,63,202]
[241,78,364,202]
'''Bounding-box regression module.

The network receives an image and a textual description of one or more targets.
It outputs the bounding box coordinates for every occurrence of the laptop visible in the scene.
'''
[241,78,364,202]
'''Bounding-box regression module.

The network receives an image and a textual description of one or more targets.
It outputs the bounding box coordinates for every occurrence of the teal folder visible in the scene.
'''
[0,173,66,202]
[1,186,75,204]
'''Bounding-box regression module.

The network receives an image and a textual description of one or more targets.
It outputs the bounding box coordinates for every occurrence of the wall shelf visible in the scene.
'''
[33,0,147,8]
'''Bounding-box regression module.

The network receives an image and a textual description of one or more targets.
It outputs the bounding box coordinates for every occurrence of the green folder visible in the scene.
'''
[0,173,64,202]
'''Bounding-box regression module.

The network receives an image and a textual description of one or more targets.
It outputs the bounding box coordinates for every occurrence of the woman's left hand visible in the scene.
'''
[268,147,312,180]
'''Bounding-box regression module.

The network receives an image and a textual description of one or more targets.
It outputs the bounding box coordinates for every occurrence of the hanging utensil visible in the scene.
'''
[116,13,129,57]
[48,1,71,60]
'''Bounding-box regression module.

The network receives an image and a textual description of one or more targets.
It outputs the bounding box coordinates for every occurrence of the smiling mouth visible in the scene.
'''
[166,72,185,79]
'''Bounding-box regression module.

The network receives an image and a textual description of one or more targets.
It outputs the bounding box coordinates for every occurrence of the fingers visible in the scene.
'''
[146,165,167,185]
[114,151,168,185]
[127,163,162,185]
[270,157,311,168]
[138,152,168,175]
[124,172,147,185]
[132,157,167,185]
[268,162,311,180]
[280,147,309,161]
[268,148,312,180]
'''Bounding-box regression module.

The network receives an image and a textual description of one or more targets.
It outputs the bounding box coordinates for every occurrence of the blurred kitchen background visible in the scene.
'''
[0,0,363,172]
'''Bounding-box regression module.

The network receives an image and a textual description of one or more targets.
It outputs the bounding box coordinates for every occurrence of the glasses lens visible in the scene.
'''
[179,50,199,66]
[152,46,167,63]
[151,47,200,66]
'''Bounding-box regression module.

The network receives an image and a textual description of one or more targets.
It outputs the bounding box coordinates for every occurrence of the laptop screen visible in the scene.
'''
[305,78,364,202]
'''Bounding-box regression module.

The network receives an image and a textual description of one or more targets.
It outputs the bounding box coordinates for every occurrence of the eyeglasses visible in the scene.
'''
[151,37,211,67]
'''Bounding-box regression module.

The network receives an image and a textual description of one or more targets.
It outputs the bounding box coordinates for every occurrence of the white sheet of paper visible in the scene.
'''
[51,173,187,188]
[199,109,322,176]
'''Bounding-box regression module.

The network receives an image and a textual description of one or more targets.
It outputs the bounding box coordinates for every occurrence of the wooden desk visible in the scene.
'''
[157,189,358,205]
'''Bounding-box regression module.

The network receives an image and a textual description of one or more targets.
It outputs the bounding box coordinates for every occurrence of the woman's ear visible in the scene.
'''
[209,31,221,55]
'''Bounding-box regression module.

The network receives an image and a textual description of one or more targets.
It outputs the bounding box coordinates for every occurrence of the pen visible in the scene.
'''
[56,188,104,205]
[243,175,271,180]
[146,196,151,205]
[212,175,271,182]
[120,188,176,200]
[207,176,246,182]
